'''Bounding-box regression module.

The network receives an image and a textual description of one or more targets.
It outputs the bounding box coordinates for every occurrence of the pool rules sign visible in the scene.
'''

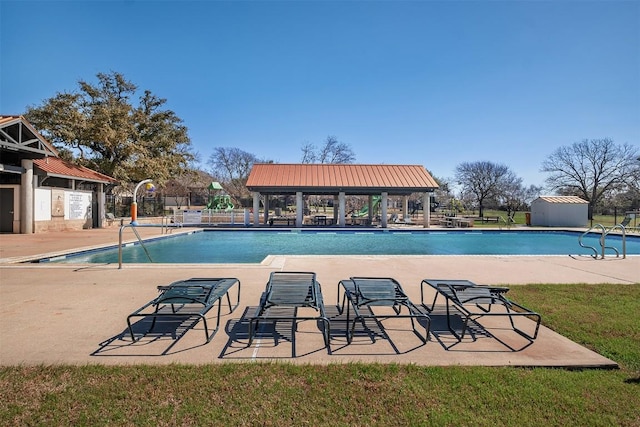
[65,191,92,220]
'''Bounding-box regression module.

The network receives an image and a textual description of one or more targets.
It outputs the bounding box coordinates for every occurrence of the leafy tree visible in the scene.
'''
[208,147,267,205]
[454,161,518,217]
[301,135,355,164]
[541,138,639,218]
[423,172,450,213]
[25,71,194,186]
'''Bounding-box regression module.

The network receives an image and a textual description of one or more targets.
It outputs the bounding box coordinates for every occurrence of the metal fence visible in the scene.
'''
[172,209,250,226]
[106,195,164,218]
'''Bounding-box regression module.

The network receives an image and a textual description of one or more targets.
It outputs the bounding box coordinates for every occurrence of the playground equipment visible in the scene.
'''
[353,196,381,217]
[206,182,234,210]
[207,194,234,210]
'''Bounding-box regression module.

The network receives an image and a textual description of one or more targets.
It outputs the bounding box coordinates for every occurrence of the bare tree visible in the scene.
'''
[208,147,266,205]
[300,135,355,164]
[541,138,639,218]
[455,161,515,217]
[300,142,317,163]
[499,173,543,219]
[300,136,356,211]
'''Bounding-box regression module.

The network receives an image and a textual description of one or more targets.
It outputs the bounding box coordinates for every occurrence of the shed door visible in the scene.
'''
[0,188,14,233]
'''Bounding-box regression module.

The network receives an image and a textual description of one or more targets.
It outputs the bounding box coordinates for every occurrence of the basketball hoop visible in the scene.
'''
[145,183,157,198]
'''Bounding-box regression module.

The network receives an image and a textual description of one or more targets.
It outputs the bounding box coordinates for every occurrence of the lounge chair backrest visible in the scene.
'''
[266,271,319,307]
[436,283,509,306]
[350,277,408,306]
[155,278,240,306]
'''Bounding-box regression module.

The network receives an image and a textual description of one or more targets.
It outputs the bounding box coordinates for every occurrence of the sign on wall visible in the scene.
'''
[183,210,202,224]
[64,191,92,220]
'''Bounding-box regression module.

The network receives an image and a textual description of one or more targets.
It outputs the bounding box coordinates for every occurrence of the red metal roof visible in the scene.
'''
[536,196,588,204]
[246,164,438,194]
[33,157,117,184]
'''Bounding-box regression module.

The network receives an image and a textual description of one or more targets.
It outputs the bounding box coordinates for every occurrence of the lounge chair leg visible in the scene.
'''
[322,318,331,348]
[201,316,211,342]
[127,316,138,342]
[247,319,257,347]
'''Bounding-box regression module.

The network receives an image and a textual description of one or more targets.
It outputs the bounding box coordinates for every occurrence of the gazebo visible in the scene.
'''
[245,163,439,228]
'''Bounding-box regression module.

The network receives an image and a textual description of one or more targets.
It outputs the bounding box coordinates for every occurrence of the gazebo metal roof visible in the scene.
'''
[246,163,439,195]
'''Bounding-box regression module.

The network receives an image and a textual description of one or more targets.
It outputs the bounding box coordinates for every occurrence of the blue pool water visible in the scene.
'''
[49,230,640,264]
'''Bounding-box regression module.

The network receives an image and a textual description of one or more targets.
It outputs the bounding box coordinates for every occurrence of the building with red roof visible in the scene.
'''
[0,115,117,233]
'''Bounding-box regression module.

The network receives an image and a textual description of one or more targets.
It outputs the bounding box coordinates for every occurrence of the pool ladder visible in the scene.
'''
[578,223,627,259]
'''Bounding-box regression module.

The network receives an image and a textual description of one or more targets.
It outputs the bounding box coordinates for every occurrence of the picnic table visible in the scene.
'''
[479,216,500,223]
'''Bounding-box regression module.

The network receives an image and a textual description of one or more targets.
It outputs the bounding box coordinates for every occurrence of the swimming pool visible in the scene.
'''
[48,229,640,264]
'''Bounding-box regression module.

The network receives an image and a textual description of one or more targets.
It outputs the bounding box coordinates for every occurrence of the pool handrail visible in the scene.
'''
[579,223,626,259]
[118,224,154,268]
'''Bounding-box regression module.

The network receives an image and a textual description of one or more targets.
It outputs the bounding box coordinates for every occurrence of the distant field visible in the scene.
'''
[458,210,636,229]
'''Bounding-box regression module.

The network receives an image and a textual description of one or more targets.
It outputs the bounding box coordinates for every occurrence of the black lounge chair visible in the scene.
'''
[248,271,330,348]
[617,216,639,232]
[420,279,541,342]
[339,277,430,344]
[127,277,240,343]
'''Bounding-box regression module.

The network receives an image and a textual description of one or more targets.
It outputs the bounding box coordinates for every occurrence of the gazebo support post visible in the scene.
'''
[403,196,409,222]
[423,192,431,228]
[296,192,303,227]
[252,192,260,226]
[263,195,270,225]
[381,192,388,228]
[338,192,346,227]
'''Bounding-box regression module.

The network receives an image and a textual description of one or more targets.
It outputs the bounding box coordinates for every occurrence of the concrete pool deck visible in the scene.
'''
[0,227,637,367]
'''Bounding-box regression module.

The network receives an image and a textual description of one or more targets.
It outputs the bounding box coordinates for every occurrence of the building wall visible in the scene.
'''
[531,199,588,227]
[32,187,95,232]
[34,218,89,233]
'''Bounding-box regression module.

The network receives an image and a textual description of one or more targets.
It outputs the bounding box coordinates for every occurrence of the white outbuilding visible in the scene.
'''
[530,196,589,227]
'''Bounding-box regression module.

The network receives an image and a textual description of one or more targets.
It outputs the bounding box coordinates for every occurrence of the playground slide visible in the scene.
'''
[207,195,234,210]
[354,196,381,217]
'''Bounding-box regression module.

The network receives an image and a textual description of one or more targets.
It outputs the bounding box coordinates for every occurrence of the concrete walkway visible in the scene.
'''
[1,227,637,367]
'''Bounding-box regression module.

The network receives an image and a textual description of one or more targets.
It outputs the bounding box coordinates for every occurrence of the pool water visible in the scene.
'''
[49,230,640,264]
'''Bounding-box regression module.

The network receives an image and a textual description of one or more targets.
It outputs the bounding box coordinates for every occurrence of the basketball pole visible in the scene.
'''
[130,179,153,225]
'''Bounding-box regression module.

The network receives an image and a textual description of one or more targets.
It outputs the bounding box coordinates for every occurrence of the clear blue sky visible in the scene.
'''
[1,0,638,188]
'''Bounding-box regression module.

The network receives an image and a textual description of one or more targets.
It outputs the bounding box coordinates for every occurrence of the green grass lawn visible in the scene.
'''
[460,210,634,229]
[1,284,639,426]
